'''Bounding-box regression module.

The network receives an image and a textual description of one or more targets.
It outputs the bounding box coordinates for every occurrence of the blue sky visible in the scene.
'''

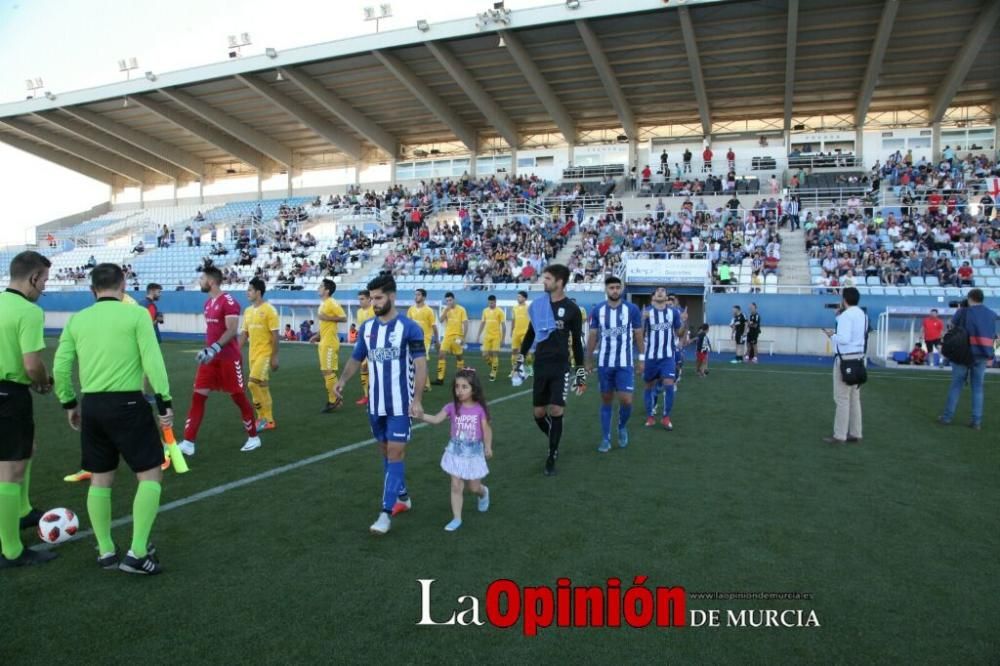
[0,0,554,244]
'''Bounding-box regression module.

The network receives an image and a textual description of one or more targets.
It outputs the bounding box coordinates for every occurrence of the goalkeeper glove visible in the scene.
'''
[572,366,588,396]
[196,342,222,364]
[511,354,526,387]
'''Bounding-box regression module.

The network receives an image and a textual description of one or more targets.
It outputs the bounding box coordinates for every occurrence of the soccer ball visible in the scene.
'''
[37,508,79,545]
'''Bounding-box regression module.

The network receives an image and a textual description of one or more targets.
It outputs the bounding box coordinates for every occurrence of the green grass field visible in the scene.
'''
[3,341,998,664]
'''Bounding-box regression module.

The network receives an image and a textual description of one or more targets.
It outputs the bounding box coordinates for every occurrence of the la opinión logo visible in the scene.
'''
[416,577,687,636]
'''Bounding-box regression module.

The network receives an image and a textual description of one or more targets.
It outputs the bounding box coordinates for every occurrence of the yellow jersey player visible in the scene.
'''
[355,289,375,406]
[434,291,468,385]
[477,295,506,381]
[511,290,533,377]
[311,278,347,412]
[239,277,280,429]
[406,288,438,392]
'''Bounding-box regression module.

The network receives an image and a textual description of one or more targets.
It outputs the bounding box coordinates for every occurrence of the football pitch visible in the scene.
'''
[4,341,998,663]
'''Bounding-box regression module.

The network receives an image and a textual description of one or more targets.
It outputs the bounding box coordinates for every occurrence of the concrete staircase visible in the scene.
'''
[777,228,812,288]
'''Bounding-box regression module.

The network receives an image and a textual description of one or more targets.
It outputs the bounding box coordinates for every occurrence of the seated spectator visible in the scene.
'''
[132,239,145,254]
[86,254,97,268]
[282,324,298,341]
[347,323,358,344]
[956,261,974,286]
[908,342,927,366]
[300,319,314,341]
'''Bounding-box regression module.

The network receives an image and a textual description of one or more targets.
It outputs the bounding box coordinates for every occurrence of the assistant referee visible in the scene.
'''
[0,251,57,569]
[54,264,172,575]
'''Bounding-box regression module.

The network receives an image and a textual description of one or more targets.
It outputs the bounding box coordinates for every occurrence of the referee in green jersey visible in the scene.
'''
[54,264,172,575]
[0,251,57,569]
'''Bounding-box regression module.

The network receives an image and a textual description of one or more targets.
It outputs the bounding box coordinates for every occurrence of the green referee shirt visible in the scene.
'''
[54,297,172,408]
[0,289,45,385]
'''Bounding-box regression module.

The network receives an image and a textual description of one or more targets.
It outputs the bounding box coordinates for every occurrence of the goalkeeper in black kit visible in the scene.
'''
[514,264,585,476]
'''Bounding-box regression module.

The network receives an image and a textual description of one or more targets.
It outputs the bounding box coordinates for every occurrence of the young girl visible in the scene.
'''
[418,369,493,532]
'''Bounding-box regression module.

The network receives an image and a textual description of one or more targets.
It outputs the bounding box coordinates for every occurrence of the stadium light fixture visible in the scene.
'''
[476,3,512,30]
[265,47,278,58]
[363,4,392,32]
[25,77,44,99]
[118,57,139,80]
[227,33,252,58]
[566,0,581,8]
[275,70,284,81]
[145,71,157,82]
[416,19,430,31]
[45,91,56,100]
[498,35,506,47]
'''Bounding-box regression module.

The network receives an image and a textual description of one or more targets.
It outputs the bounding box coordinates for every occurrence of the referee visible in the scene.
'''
[54,264,172,575]
[0,251,57,569]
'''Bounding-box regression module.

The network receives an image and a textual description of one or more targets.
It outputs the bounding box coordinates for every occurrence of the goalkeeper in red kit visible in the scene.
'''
[178,267,260,456]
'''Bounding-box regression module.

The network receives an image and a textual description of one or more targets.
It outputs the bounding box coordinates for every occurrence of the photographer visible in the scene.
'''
[822,287,866,445]
[938,289,997,430]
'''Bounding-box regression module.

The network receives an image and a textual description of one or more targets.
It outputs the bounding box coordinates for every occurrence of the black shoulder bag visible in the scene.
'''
[836,315,868,386]
[941,309,973,367]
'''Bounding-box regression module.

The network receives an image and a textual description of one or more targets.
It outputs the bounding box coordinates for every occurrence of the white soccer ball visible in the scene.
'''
[37,507,80,544]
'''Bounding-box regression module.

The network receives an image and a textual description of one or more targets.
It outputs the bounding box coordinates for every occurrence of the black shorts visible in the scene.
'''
[81,392,163,474]
[747,331,760,344]
[734,330,746,345]
[925,339,941,353]
[532,363,571,408]
[0,382,33,461]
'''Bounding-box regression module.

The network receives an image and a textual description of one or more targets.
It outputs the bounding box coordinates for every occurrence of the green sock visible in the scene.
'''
[87,486,115,556]
[19,459,32,518]
[130,481,161,559]
[0,483,24,560]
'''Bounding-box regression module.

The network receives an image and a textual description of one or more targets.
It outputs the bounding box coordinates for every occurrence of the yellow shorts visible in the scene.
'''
[440,336,465,356]
[318,344,340,373]
[249,356,271,383]
[482,335,501,353]
[512,330,527,354]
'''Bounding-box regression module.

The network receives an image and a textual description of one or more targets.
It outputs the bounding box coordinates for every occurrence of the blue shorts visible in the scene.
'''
[598,367,635,394]
[643,357,677,383]
[368,414,412,444]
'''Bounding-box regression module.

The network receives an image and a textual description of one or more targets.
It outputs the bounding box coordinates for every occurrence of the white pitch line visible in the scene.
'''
[38,388,533,550]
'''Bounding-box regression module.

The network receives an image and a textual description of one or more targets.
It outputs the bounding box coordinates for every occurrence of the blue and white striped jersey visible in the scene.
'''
[351,315,426,417]
[589,301,643,368]
[644,306,683,360]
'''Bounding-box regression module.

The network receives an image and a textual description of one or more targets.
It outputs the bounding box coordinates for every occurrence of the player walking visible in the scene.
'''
[312,279,347,412]
[643,287,687,430]
[433,292,468,385]
[355,290,375,406]
[515,264,585,476]
[178,267,260,455]
[334,274,427,535]
[585,276,644,452]
[0,251,56,569]
[510,291,532,378]
[477,295,506,382]
[407,288,437,392]
[240,278,280,430]
[54,264,171,574]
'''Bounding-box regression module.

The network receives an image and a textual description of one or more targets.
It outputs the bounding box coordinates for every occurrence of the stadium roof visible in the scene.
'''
[1,0,998,188]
